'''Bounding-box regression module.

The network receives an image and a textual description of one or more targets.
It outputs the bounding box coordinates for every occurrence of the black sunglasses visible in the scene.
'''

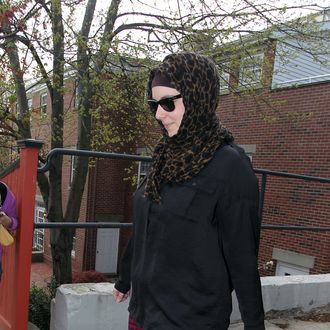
[147,94,182,114]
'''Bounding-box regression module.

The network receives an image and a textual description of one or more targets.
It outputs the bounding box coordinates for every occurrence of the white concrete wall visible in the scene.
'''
[261,274,330,313]
[50,283,128,330]
[50,274,330,330]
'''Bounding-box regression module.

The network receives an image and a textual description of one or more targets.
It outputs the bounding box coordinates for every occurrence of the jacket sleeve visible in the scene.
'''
[216,152,265,330]
[2,188,18,232]
[114,235,133,294]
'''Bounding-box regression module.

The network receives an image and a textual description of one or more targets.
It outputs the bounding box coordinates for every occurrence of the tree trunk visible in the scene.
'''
[51,227,74,284]
[49,0,67,284]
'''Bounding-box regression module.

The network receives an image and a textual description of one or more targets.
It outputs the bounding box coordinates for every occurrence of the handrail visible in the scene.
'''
[37,147,330,182]
[254,168,330,183]
[254,168,330,222]
[34,221,330,232]
[38,148,152,173]
[36,148,330,232]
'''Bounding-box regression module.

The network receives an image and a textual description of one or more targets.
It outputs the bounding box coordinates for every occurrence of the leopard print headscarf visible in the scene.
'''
[145,52,233,202]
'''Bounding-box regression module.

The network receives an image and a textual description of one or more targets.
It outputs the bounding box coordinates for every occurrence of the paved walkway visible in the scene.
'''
[30,262,53,287]
[230,319,330,329]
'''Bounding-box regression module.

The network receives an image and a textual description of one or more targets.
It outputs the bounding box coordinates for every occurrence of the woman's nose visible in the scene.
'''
[155,105,166,120]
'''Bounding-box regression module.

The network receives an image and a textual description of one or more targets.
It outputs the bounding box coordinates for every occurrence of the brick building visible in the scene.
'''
[28,19,330,278]
[220,83,330,276]
[218,29,330,276]
[29,73,151,276]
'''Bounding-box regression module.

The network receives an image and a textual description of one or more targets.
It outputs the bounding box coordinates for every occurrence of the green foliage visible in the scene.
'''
[1,0,329,285]
[179,29,218,55]
[28,277,58,330]
[0,134,18,171]
[90,63,159,154]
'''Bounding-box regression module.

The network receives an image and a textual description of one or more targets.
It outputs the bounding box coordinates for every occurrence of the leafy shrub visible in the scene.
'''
[72,270,108,283]
[29,277,58,330]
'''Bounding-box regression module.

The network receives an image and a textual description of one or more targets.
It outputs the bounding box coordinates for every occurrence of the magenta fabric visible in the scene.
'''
[128,315,143,330]
[0,182,18,260]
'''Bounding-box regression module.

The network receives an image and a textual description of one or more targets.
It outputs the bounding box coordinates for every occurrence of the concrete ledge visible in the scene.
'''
[261,274,330,313]
[231,274,330,323]
[50,283,129,330]
[50,275,330,330]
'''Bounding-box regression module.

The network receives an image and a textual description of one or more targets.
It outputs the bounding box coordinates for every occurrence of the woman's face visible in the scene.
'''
[151,86,185,137]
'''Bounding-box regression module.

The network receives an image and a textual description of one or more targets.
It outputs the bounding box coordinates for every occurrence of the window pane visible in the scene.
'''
[40,93,47,112]
[33,206,45,251]
[138,161,151,185]
[28,98,32,110]
[239,54,264,87]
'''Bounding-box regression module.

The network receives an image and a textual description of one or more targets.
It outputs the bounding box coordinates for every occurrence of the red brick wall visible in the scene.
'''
[30,79,90,274]
[96,80,330,276]
[83,157,136,271]
[30,72,330,277]
[29,75,157,275]
[219,82,330,275]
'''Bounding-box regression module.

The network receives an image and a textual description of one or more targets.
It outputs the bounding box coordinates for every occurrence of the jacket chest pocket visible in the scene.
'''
[161,176,219,222]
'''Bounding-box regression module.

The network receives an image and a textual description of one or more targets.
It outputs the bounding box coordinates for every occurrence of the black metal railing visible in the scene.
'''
[37,148,152,174]
[34,222,330,232]
[254,168,330,231]
[35,148,330,232]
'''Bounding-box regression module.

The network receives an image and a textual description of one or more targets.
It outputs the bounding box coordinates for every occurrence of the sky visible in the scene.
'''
[8,0,330,79]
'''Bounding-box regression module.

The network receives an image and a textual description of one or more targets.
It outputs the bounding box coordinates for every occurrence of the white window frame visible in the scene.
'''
[238,54,264,87]
[70,155,78,185]
[219,71,230,94]
[71,235,76,258]
[40,92,47,112]
[33,206,45,252]
[137,160,151,185]
[28,98,32,110]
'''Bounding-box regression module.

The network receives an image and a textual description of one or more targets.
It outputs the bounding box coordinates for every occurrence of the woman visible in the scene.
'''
[113,53,265,330]
[0,181,18,281]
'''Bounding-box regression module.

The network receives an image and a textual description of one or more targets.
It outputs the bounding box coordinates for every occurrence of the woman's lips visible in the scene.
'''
[163,123,172,130]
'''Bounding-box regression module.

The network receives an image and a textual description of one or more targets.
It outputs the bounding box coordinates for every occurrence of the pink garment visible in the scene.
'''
[0,181,18,260]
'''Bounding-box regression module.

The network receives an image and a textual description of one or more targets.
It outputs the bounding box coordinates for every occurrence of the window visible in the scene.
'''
[33,206,45,252]
[70,155,78,184]
[239,54,264,87]
[40,92,47,112]
[28,98,32,110]
[71,236,76,258]
[219,71,230,94]
[136,148,152,185]
[137,161,151,185]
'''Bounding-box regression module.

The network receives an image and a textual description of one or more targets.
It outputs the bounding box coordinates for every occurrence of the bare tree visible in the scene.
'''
[0,0,329,283]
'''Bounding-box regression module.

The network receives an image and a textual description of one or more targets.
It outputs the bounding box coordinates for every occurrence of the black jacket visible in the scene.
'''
[115,144,265,330]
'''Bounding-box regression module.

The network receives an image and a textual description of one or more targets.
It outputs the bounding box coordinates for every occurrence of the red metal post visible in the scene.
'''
[0,139,42,330]
[15,140,43,330]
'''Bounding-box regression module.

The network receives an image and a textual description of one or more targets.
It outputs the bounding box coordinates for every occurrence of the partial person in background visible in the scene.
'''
[113,52,265,330]
[0,181,18,281]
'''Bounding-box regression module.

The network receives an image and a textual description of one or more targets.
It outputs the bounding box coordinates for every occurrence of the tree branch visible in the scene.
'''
[15,35,53,94]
